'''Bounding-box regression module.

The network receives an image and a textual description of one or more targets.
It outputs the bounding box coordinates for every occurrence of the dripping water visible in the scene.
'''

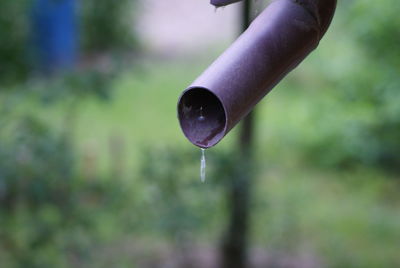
[200,148,206,183]
[198,106,205,121]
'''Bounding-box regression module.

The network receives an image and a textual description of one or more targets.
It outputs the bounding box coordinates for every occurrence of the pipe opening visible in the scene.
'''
[178,87,227,148]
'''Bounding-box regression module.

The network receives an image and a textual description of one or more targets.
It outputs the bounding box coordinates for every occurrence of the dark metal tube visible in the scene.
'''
[178,0,336,148]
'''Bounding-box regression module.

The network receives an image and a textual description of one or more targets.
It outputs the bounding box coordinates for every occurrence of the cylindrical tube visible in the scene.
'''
[178,0,336,148]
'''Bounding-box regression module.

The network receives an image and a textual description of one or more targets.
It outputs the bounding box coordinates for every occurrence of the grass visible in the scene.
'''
[68,53,399,266]
[3,45,400,266]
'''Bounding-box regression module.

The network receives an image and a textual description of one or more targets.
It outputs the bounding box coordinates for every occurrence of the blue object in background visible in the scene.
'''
[31,0,77,73]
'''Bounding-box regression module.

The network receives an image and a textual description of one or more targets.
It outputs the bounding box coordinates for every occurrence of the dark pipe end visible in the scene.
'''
[178,87,227,148]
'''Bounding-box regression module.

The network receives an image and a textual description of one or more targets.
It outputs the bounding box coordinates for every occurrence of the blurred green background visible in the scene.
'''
[1,0,400,267]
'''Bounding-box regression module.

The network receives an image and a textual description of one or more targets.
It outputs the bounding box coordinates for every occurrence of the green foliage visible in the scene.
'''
[0,102,128,267]
[80,0,137,52]
[0,0,31,84]
[343,0,400,169]
[253,166,400,268]
[0,114,75,267]
[293,0,400,170]
[0,115,74,211]
[136,146,226,239]
[34,68,117,103]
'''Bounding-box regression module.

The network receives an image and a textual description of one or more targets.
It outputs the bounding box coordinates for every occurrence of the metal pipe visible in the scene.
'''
[178,0,337,148]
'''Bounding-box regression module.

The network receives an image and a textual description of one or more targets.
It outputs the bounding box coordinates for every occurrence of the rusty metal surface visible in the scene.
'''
[178,0,337,148]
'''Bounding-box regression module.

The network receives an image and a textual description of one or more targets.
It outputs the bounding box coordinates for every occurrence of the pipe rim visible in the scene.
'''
[177,86,228,148]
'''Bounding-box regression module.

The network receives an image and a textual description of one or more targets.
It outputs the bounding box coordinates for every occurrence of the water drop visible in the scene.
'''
[200,148,206,183]
[198,106,205,122]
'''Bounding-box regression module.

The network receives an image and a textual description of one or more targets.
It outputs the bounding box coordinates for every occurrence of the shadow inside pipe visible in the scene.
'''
[178,87,227,148]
